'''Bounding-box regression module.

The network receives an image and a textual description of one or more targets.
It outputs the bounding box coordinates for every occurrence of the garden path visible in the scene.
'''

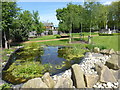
[23,35,98,44]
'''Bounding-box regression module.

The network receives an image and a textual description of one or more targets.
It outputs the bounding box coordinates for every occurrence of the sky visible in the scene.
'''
[17,0,118,27]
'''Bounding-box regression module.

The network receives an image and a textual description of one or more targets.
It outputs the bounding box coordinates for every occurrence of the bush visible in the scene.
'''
[54,35,61,38]
[99,33,120,36]
[48,30,53,35]
[0,83,12,90]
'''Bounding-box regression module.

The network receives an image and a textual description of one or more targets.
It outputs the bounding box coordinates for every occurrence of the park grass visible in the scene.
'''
[70,32,98,37]
[29,32,98,41]
[91,36,119,51]
[29,35,56,41]
[30,35,119,51]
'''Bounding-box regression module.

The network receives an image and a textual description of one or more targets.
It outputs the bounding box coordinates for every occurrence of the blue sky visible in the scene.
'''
[17,0,118,27]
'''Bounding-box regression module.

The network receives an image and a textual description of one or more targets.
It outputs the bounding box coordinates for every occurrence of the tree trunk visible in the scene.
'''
[69,24,72,44]
[81,22,82,33]
[4,31,8,49]
[69,29,72,44]
[90,24,91,37]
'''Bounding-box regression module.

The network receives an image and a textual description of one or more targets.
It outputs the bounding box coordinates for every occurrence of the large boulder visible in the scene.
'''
[105,54,120,70]
[84,74,99,88]
[22,78,48,88]
[71,64,85,88]
[42,72,55,88]
[54,76,73,88]
[109,49,115,54]
[110,69,120,80]
[93,47,100,53]
[95,64,117,83]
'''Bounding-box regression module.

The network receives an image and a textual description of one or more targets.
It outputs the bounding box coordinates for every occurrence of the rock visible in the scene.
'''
[109,49,115,54]
[110,69,119,80]
[84,52,92,58]
[71,64,85,88]
[22,78,48,88]
[93,47,100,53]
[116,51,120,55]
[105,54,120,70]
[84,74,99,88]
[100,66,117,83]
[95,63,117,83]
[42,72,55,88]
[95,63,104,75]
[54,76,73,88]
[106,82,113,88]
[100,49,109,54]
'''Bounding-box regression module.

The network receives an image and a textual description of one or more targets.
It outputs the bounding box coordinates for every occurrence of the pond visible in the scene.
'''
[2,45,83,84]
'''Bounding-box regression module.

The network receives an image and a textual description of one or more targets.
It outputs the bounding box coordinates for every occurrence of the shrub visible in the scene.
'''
[0,83,12,90]
[99,33,120,36]
[48,30,53,35]
[54,35,61,38]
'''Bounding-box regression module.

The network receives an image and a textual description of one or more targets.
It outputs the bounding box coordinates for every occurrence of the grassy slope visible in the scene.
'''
[92,36,119,51]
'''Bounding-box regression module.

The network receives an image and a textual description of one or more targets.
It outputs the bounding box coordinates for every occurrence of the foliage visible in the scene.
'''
[7,61,51,79]
[11,10,33,42]
[86,44,107,51]
[56,1,120,34]
[99,33,120,36]
[17,43,43,61]
[0,83,12,90]
[48,30,53,35]
[2,48,15,62]
[54,34,61,38]
[32,11,45,35]
[2,1,21,48]
[58,46,87,61]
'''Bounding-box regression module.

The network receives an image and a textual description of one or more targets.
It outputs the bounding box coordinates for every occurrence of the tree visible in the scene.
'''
[10,10,33,42]
[2,1,20,48]
[32,10,45,36]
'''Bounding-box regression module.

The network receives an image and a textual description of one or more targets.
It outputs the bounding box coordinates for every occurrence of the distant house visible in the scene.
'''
[43,22,54,30]
[29,31,37,37]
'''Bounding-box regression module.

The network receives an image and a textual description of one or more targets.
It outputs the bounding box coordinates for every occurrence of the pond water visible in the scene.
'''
[41,46,66,65]
[40,46,74,75]
[2,46,82,84]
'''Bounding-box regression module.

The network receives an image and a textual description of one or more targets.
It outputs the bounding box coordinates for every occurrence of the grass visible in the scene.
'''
[29,32,98,41]
[70,32,98,37]
[91,36,119,51]
[29,35,56,41]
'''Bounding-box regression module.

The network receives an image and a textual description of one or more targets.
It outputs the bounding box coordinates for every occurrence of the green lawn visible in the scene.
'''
[29,32,98,41]
[30,35,119,51]
[91,36,119,51]
[70,32,98,37]
[30,35,56,41]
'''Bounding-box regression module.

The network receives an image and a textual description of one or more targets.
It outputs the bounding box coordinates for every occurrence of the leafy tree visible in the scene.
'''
[32,10,45,36]
[2,1,20,48]
[10,10,33,42]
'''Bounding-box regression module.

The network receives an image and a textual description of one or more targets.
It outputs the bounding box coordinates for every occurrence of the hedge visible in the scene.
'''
[99,33,120,36]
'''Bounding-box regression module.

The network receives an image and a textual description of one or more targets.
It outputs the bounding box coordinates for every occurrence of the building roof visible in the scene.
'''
[43,22,54,27]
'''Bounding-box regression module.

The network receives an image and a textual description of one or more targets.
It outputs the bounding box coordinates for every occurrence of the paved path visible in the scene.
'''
[23,35,98,44]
